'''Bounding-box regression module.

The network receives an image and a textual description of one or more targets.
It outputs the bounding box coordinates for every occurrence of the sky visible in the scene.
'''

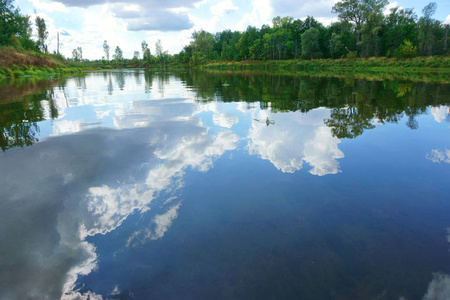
[15,0,450,60]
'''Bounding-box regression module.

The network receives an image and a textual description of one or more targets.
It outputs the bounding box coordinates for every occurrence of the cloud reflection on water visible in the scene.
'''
[0,97,238,299]
[247,108,344,176]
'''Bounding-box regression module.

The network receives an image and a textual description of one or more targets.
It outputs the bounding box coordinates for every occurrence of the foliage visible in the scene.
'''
[113,46,123,63]
[35,16,48,52]
[0,0,36,50]
[394,40,417,58]
[301,28,320,59]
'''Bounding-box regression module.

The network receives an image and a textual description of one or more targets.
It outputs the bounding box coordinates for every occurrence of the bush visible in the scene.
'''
[346,51,357,59]
[394,40,418,59]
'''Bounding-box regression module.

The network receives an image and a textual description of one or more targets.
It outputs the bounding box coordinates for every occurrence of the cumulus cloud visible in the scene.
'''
[213,113,239,128]
[211,0,239,16]
[236,0,273,31]
[247,108,343,175]
[0,94,238,299]
[271,0,336,21]
[50,0,196,31]
[423,273,450,300]
[422,229,450,300]
[426,149,450,164]
[431,106,449,123]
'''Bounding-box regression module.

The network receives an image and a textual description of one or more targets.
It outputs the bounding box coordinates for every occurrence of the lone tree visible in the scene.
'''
[35,16,48,52]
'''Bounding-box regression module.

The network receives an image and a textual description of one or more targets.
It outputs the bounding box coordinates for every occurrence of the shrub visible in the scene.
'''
[395,40,418,59]
[346,51,357,59]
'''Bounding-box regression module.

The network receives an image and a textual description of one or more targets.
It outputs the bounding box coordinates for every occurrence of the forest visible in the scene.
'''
[0,0,449,68]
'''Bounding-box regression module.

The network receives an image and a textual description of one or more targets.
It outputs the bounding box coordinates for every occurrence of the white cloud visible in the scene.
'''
[30,0,69,12]
[423,273,450,300]
[52,119,83,135]
[247,108,343,175]
[304,125,344,176]
[213,113,239,128]
[431,106,449,123]
[426,149,450,164]
[422,229,450,300]
[236,0,273,31]
[211,0,239,16]
[0,91,239,299]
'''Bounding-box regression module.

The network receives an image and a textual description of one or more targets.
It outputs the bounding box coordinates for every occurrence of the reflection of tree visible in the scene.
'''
[107,74,113,95]
[0,82,60,151]
[178,70,449,140]
[144,70,154,94]
[116,71,125,90]
[325,108,375,139]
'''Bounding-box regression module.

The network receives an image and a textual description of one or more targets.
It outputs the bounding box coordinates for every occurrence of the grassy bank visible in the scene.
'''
[204,57,450,83]
[0,47,89,79]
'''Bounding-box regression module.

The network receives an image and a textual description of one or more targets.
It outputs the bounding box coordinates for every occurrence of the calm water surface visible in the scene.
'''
[0,70,449,300]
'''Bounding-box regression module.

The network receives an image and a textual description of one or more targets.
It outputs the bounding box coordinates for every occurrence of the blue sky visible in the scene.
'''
[15,0,450,60]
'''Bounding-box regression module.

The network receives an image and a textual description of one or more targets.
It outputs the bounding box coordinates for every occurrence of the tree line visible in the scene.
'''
[176,1,448,65]
[1,0,449,67]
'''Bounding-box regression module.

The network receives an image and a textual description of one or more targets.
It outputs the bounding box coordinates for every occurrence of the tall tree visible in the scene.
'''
[359,0,388,56]
[301,27,320,59]
[332,0,365,50]
[418,2,437,55]
[103,40,110,61]
[190,30,216,64]
[141,40,152,64]
[35,16,48,52]
[382,7,417,56]
[332,0,388,56]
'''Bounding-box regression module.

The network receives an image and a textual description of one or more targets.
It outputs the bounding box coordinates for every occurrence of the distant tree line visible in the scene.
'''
[174,1,448,65]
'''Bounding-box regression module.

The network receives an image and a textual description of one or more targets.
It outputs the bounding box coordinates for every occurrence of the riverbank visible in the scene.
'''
[206,57,450,70]
[0,47,89,79]
[204,57,450,83]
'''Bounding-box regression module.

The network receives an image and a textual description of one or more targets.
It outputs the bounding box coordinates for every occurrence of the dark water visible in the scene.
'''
[0,70,449,300]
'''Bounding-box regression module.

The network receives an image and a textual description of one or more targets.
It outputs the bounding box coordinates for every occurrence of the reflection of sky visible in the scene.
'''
[0,87,238,299]
[246,108,344,176]
[423,229,450,300]
[2,71,450,299]
[431,106,449,124]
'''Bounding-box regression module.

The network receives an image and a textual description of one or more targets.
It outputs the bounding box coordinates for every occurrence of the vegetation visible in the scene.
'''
[0,0,449,76]
[174,1,449,65]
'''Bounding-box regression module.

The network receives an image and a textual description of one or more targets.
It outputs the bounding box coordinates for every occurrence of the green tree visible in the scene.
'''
[141,40,153,64]
[72,47,82,61]
[382,7,417,56]
[133,51,139,63]
[103,40,110,61]
[113,46,123,62]
[190,30,216,64]
[301,27,320,59]
[359,0,388,56]
[155,39,167,65]
[418,2,437,55]
[394,40,418,58]
[332,0,365,50]
[332,0,388,56]
[35,16,48,52]
[0,0,34,48]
